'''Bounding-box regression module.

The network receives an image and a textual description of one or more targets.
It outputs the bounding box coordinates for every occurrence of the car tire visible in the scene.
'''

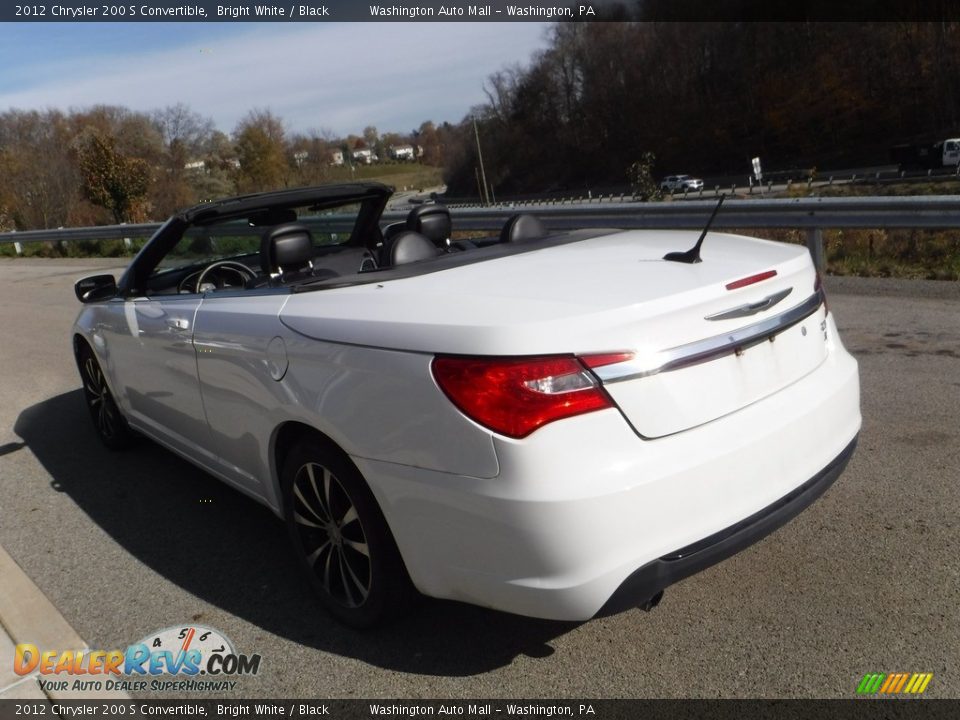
[76,341,136,450]
[282,438,417,628]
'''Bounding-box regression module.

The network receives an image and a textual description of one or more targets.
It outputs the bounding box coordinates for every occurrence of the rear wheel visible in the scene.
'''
[76,342,135,450]
[282,439,416,628]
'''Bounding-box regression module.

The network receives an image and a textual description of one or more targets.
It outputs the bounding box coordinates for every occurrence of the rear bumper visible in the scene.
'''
[598,435,858,616]
[356,317,860,621]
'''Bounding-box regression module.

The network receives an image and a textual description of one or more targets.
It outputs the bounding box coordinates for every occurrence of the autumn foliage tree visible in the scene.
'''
[75,131,151,224]
[627,152,661,201]
[234,109,289,193]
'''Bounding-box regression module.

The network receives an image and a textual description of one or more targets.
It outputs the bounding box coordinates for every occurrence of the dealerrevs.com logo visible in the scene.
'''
[13,624,262,693]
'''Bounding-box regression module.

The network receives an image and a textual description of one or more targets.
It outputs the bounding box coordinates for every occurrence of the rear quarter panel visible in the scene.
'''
[192,293,499,513]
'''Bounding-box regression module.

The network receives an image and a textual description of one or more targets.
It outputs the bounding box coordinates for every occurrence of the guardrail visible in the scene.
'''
[439,164,960,206]
[3,195,960,272]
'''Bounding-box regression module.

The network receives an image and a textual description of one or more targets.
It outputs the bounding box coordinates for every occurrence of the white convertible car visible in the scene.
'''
[72,183,860,627]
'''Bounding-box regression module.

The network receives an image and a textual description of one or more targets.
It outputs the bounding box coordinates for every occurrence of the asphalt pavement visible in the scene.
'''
[0,258,957,700]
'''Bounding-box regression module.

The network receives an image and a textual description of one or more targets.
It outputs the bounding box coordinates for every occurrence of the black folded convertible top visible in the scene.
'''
[182,183,393,225]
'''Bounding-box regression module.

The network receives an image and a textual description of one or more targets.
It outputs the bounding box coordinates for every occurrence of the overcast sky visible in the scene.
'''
[0,22,551,137]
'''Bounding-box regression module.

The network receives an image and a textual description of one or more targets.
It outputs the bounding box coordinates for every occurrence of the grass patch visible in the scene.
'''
[0,238,148,259]
[772,181,960,279]
[786,179,960,198]
[325,163,443,191]
[825,229,960,280]
[739,227,960,281]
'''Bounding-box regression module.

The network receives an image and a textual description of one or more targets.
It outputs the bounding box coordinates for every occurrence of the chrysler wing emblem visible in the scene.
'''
[705,287,793,321]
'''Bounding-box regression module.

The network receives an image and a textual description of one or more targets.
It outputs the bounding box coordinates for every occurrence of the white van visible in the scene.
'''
[942,138,960,166]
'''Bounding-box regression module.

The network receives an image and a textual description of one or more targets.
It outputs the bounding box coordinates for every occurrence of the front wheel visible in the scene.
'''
[282,439,417,628]
[76,341,135,450]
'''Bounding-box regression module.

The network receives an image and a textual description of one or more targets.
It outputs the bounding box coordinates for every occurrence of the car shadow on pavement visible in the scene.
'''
[15,390,581,676]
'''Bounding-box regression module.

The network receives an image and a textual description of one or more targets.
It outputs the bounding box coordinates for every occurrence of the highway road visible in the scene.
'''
[0,259,957,699]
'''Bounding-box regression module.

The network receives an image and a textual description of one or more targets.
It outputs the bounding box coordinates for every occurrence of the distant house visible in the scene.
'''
[388,145,416,161]
[351,148,377,165]
[329,150,344,166]
[184,160,206,172]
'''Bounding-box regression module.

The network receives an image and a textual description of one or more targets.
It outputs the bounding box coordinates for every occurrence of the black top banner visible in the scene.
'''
[4,0,960,22]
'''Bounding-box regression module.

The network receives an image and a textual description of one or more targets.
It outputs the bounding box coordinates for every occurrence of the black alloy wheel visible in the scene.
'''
[282,439,417,628]
[77,342,135,450]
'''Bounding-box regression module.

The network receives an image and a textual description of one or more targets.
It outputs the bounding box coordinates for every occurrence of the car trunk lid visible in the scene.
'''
[592,283,827,437]
[280,230,827,436]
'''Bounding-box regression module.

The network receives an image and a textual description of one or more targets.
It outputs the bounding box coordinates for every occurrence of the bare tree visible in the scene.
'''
[152,103,215,158]
[148,104,217,214]
[0,110,83,229]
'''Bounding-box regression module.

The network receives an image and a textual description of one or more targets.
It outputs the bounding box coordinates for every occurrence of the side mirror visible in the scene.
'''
[75,274,117,303]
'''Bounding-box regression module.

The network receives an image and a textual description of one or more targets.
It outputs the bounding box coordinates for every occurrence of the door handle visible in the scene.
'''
[166,318,190,331]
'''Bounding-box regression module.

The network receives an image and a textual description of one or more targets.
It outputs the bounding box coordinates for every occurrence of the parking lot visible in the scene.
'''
[0,259,957,699]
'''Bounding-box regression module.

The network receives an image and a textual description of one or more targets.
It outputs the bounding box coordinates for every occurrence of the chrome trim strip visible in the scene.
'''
[594,289,825,384]
[704,287,793,321]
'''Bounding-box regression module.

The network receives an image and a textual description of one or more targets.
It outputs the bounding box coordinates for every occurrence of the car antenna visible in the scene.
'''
[663,194,725,264]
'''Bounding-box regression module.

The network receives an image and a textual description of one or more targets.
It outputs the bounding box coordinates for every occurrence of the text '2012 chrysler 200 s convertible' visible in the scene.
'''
[72,183,860,627]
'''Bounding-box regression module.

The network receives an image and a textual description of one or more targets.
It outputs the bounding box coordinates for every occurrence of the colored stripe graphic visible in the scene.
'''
[879,674,896,693]
[856,673,885,694]
[857,672,933,695]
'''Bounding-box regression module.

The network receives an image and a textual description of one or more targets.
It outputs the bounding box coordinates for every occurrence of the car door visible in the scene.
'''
[191,290,293,502]
[104,291,215,464]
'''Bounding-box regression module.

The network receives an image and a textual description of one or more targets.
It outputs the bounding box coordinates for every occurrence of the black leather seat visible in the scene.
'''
[388,231,437,265]
[381,204,451,265]
[254,224,319,286]
[406,204,451,248]
[500,214,548,243]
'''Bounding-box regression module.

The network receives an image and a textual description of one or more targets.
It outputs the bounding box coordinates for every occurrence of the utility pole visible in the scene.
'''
[475,167,484,203]
[473,115,490,205]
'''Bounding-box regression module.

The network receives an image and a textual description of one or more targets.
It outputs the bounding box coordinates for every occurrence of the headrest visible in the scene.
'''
[381,221,406,245]
[389,231,437,266]
[499,214,548,243]
[261,224,314,275]
[406,204,451,247]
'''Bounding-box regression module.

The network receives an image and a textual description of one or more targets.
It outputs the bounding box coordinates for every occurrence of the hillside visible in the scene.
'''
[443,22,960,196]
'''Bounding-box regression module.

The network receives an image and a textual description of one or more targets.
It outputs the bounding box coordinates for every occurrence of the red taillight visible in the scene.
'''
[581,352,635,369]
[431,355,615,439]
[725,270,777,290]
